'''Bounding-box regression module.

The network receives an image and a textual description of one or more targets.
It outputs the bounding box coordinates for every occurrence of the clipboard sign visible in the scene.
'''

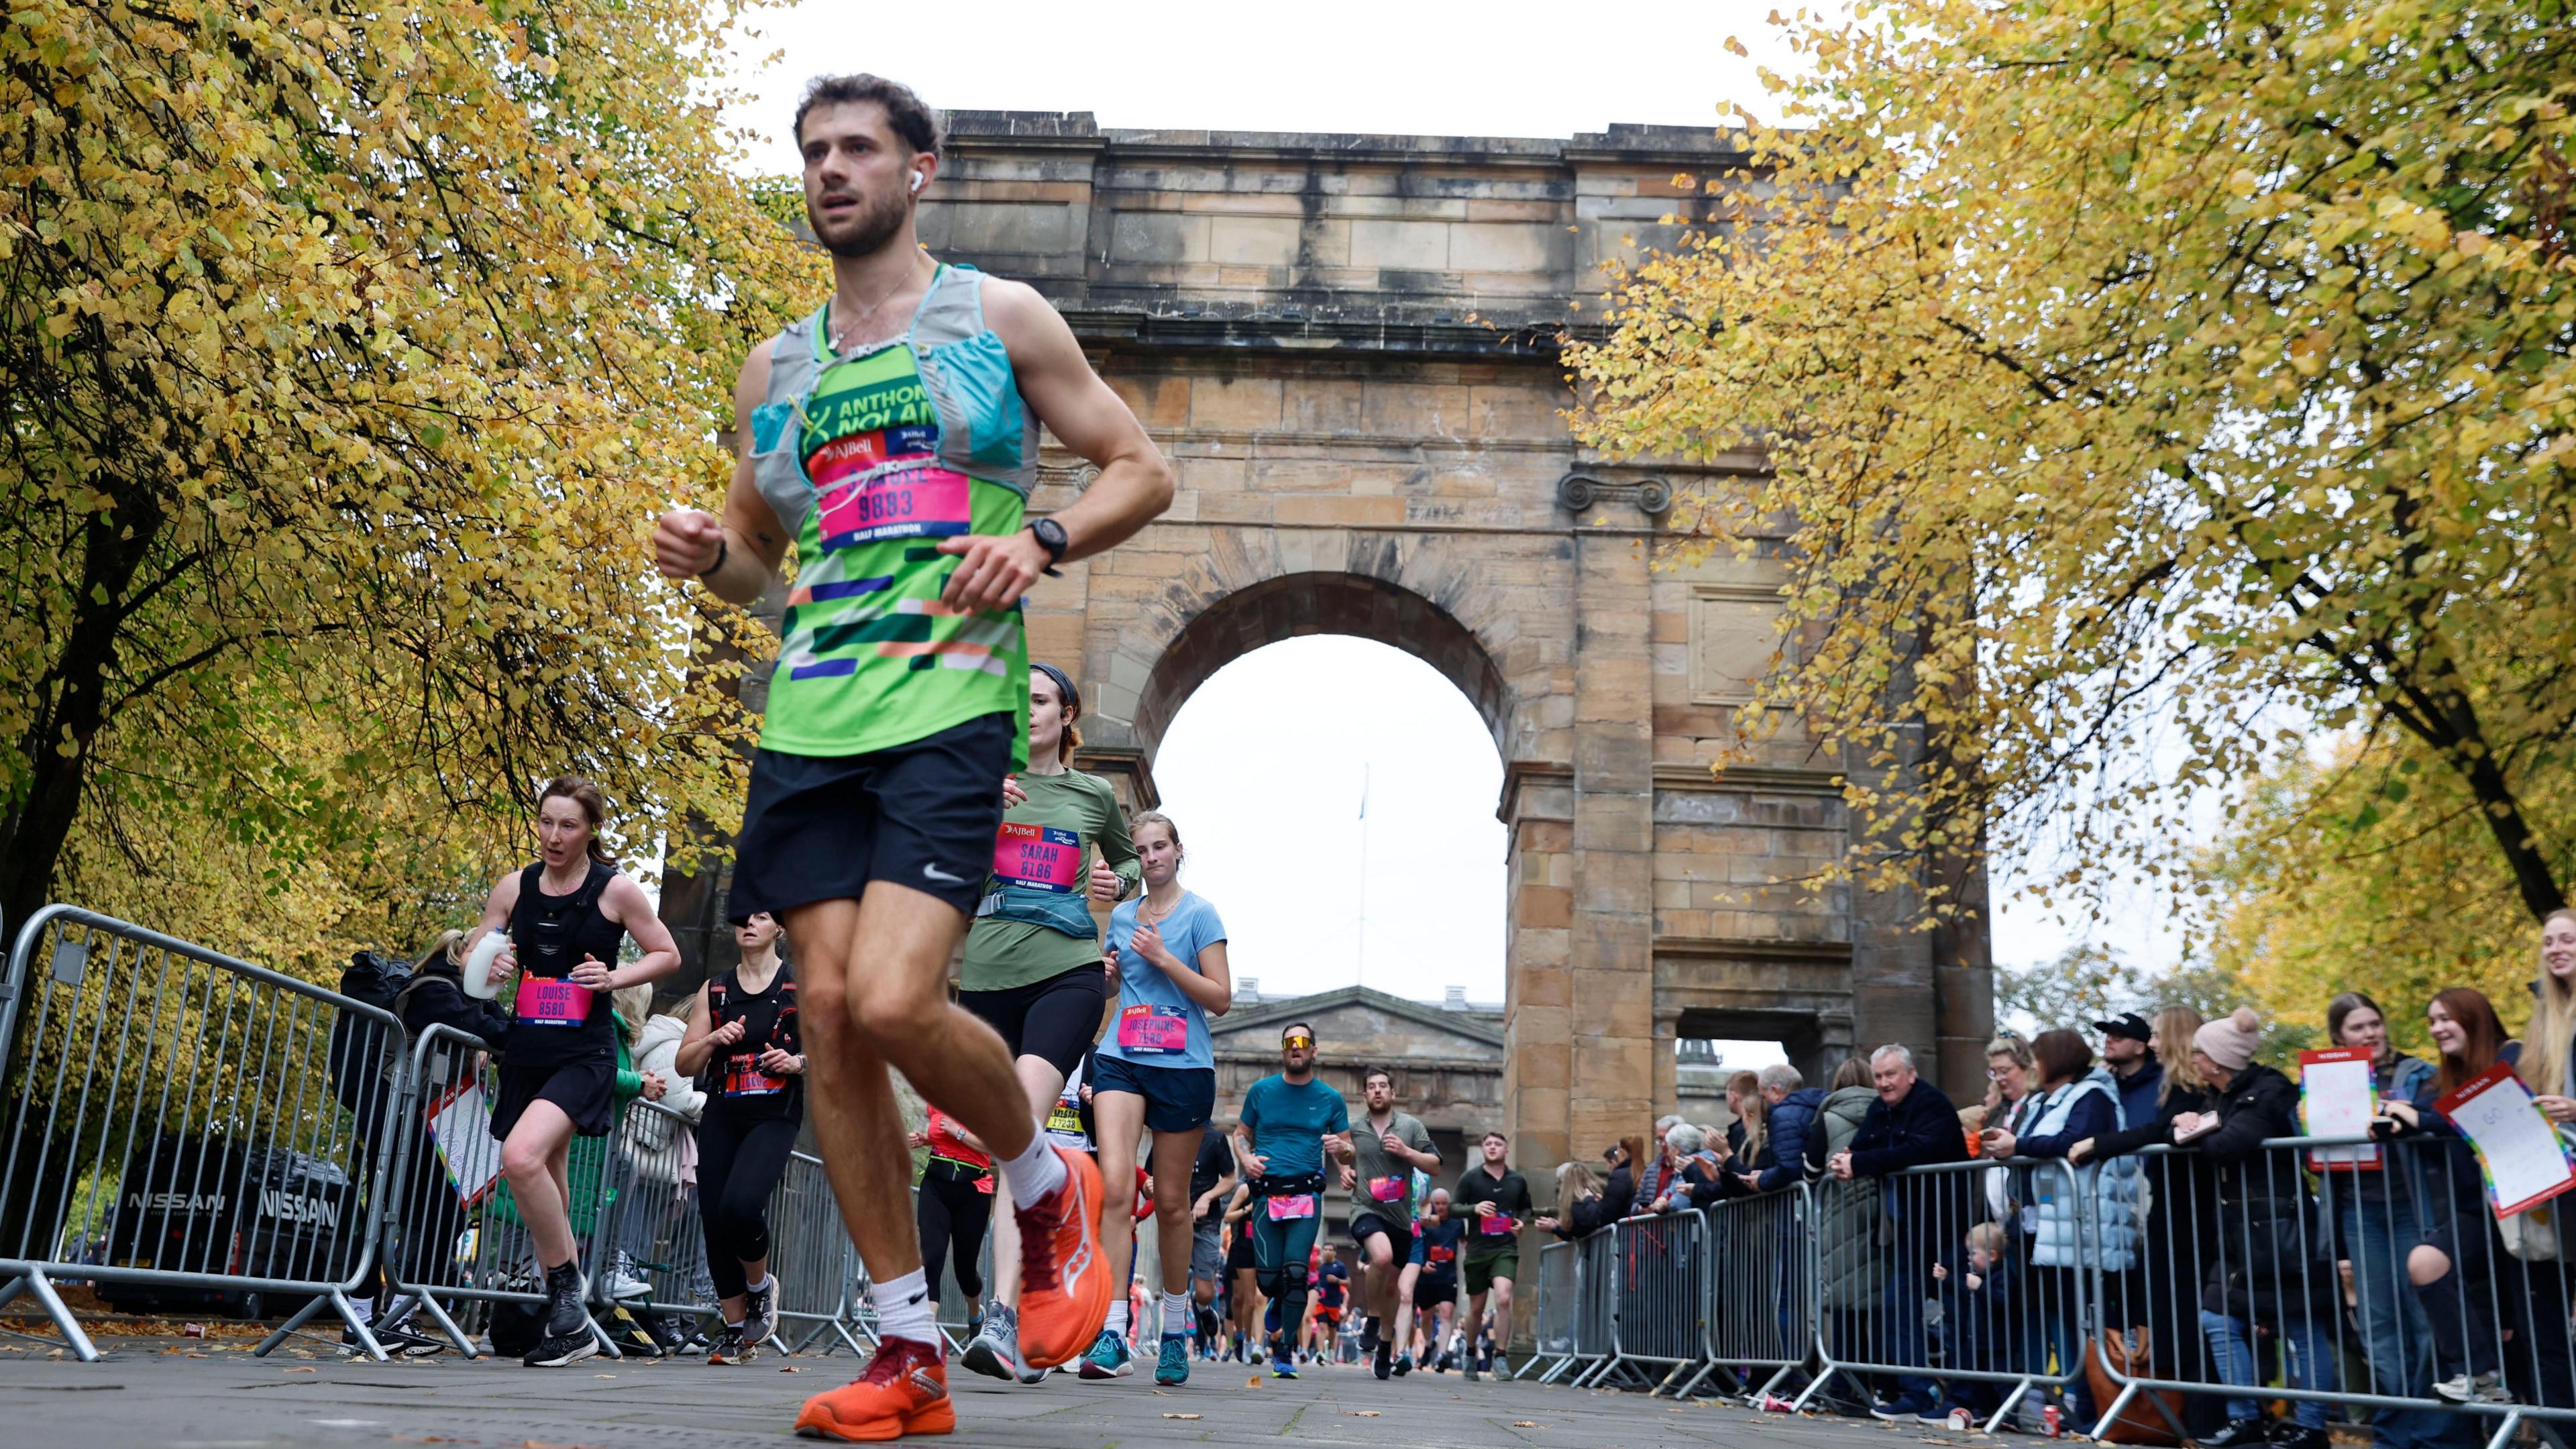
[2433,1061,2576,1220]
[427,1081,505,1207]
[2300,1047,2382,1171]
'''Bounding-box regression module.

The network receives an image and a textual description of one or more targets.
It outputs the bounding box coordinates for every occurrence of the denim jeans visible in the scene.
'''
[2202,1308,2337,1429]
[2339,1192,2468,1449]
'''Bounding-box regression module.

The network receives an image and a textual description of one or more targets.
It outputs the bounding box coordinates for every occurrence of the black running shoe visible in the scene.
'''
[1373,1336,1393,1380]
[706,1323,753,1365]
[741,1277,776,1348]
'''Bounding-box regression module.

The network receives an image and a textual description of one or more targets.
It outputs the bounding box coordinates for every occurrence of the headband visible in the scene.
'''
[1031,661,1079,717]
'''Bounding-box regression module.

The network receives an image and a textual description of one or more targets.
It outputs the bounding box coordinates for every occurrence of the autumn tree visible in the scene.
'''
[0,0,824,951]
[1569,0,2576,935]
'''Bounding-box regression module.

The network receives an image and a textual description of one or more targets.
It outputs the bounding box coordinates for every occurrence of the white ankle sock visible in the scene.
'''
[1163,1291,1191,1335]
[745,1272,771,1293]
[998,1132,1067,1205]
[1106,1299,1130,1336]
[868,1267,938,1348]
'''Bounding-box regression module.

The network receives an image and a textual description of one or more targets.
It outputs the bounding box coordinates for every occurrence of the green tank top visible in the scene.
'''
[747,266,1036,763]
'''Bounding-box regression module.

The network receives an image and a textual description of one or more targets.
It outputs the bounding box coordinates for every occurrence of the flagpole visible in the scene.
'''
[1356,763,1369,992]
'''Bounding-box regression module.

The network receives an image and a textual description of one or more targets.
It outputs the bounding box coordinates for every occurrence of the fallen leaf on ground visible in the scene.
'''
[282,1366,316,1373]
[1162,1412,1202,1419]
[780,1366,802,1373]
[1346,1410,1382,1416]
[1515,1424,1540,1430]
[1246,1376,1262,1387]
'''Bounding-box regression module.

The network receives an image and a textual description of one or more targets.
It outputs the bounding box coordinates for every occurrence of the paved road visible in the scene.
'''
[0,1336,1931,1448]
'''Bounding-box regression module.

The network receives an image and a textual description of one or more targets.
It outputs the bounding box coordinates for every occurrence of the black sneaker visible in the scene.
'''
[2198,1417,2273,1449]
[706,1323,752,1365]
[2269,1429,2328,1449]
[522,1263,598,1368]
[1360,1317,1380,1356]
[741,1277,776,1348]
[1374,1336,1393,1380]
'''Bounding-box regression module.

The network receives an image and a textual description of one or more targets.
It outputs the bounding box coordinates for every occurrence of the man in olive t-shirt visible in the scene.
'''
[1340,1067,1437,1377]
[1452,1130,1533,1381]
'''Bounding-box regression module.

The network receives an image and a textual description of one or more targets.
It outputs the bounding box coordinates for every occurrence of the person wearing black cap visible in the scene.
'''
[2092,1012,2163,1136]
[955,661,1142,1386]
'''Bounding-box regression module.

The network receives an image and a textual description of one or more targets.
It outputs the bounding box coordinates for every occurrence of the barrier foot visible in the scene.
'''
[413,1293,480,1358]
[1790,1362,1842,1414]
[2485,1411,2525,1449]
[2087,1381,2141,1442]
[1983,1377,2037,1437]
[791,1320,833,1356]
[253,1289,387,1362]
[1,1269,99,1363]
[1651,1358,1699,1397]
[586,1314,625,1360]
[1672,1360,1720,1399]
[821,1317,868,1357]
[1540,1354,1578,1385]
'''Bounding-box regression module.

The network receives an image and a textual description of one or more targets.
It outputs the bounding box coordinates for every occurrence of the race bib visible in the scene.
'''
[723,1055,786,1097]
[1428,1243,1455,1265]
[993,823,1082,892]
[1477,1214,1514,1236]
[815,450,973,549]
[513,978,593,1028]
[1370,1175,1405,1203]
[1265,1193,1318,1222]
[1046,1098,1085,1138]
[1116,1004,1190,1055]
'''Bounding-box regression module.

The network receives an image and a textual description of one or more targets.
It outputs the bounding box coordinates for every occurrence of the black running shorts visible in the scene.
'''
[730,712,1014,920]
[489,1058,617,1140]
[957,960,1108,1080]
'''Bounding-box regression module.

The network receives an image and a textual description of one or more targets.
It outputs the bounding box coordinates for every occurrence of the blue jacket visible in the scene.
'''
[2020,1069,2141,1271]
[1756,1087,1828,1192]
[2112,1058,2163,1138]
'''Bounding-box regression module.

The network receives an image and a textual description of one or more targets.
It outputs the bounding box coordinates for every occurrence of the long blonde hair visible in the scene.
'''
[2154,1005,2209,1103]
[2520,908,2576,1097]
[1737,1093,1770,1164]
[1555,1160,1601,1212]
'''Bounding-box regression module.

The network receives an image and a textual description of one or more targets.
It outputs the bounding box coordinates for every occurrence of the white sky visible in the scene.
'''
[716,1,2188,1010]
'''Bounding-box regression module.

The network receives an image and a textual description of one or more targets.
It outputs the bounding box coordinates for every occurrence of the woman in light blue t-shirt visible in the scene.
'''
[1085,811,1233,1385]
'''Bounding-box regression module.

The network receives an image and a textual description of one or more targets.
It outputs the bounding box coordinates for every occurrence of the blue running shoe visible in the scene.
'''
[1155,1334,1190,1386]
[1077,1328,1131,1380]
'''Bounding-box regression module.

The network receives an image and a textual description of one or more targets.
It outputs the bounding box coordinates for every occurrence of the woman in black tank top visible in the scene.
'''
[464,775,680,1368]
[674,910,808,1358]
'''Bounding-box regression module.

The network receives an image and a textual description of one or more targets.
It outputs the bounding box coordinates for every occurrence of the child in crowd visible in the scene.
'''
[1932,1221,2016,1420]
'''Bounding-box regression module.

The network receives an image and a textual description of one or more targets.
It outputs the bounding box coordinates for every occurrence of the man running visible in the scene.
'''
[1453,1130,1534,1382]
[651,72,1172,1442]
[1230,1022,1351,1381]
[1306,1244,1349,1362]
[1339,1066,1437,1379]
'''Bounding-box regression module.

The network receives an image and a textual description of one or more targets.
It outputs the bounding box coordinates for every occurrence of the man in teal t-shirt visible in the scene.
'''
[1232,1021,1350,1377]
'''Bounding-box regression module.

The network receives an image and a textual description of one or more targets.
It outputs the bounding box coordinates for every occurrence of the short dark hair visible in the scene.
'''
[794,74,943,157]
[1481,1130,1507,1144]
[1364,1067,1394,1088]
[1282,1021,1315,1042]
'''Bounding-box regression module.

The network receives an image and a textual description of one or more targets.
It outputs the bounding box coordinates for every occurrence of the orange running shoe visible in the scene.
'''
[793,1336,954,1442]
[1012,1143,1112,1369]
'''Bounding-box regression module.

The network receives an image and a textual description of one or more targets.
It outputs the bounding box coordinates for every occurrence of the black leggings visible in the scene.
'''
[916,1167,994,1305]
[698,1108,798,1303]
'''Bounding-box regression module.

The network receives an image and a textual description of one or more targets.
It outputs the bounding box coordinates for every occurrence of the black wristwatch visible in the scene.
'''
[1027,517,1069,576]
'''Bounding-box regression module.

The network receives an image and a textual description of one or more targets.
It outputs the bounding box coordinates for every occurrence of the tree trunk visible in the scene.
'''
[0,492,164,936]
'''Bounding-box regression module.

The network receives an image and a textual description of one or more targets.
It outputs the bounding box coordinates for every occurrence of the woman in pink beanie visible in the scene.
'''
[2178,1006,2341,1449]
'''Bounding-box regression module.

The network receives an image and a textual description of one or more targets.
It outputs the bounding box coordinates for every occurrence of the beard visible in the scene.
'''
[808,182,910,259]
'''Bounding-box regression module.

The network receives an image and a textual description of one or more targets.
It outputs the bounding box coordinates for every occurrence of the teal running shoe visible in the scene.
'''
[1077,1328,1131,1380]
[1155,1334,1190,1386]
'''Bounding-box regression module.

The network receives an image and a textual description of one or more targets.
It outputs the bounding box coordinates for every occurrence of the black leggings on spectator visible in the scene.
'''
[916,1167,993,1305]
[698,1108,798,1304]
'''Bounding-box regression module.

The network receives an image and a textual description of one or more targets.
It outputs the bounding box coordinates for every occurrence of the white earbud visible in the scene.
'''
[909,172,922,195]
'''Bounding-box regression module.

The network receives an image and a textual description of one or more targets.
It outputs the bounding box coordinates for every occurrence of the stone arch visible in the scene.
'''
[1132,570,1512,759]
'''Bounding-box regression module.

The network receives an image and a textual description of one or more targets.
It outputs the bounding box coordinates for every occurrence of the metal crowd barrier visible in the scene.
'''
[1556,1219,1618,1383]
[1515,1237,1580,1381]
[1799,1155,2096,1431]
[2090,1134,2576,1449]
[1595,1210,1709,1392]
[0,906,404,1362]
[1682,1182,1809,1399]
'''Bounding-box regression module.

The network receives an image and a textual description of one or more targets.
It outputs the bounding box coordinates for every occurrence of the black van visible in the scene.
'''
[98,1128,362,1319]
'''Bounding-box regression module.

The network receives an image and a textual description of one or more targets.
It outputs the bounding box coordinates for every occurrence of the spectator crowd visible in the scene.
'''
[1532,908,2576,1446]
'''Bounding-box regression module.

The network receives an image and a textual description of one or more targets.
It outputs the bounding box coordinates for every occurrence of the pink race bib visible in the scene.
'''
[816,462,972,549]
[1266,1193,1318,1222]
[513,979,594,1028]
[994,823,1082,892]
[1116,1004,1189,1055]
[1371,1176,1405,1203]
[1477,1214,1513,1236]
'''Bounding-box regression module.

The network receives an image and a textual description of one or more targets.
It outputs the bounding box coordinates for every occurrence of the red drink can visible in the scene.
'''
[2044,1405,2063,1438]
